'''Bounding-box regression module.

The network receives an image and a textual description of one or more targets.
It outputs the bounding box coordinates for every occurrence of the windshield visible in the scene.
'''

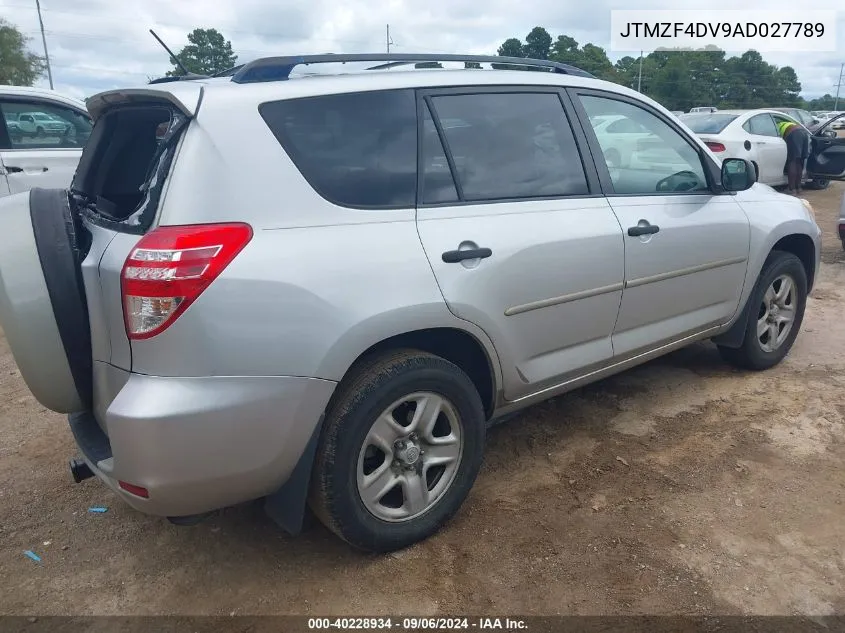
[679,113,738,134]
[32,114,51,121]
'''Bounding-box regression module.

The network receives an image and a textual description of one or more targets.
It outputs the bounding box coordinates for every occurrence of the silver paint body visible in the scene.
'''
[0,70,822,518]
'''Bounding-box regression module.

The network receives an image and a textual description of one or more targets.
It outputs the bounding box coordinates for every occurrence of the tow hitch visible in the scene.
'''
[69,457,94,483]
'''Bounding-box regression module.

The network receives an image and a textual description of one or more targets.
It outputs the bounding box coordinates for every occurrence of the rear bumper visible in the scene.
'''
[71,373,336,517]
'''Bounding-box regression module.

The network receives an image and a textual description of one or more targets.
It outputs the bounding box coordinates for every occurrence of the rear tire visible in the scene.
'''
[717,251,807,371]
[309,350,485,552]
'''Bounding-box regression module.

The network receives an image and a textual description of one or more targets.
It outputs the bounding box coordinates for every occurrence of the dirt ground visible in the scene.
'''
[1,184,844,618]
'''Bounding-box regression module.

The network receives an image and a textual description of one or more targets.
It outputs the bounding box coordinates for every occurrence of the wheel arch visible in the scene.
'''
[339,327,498,420]
[314,303,503,419]
[771,233,816,292]
[712,232,816,349]
[263,321,502,535]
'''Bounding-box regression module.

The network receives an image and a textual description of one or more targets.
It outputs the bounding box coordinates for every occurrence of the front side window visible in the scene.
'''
[579,94,709,195]
[0,101,92,150]
[427,92,589,201]
[259,89,418,208]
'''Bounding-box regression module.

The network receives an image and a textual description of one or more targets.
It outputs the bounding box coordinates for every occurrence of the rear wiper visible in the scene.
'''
[69,188,103,219]
[69,187,95,207]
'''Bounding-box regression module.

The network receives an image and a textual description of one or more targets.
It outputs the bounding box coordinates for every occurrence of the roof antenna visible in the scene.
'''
[149,29,190,76]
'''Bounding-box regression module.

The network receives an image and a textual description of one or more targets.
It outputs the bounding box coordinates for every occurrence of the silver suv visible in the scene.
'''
[0,54,831,552]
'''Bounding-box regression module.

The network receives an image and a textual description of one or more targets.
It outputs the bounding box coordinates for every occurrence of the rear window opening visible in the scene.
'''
[679,113,739,135]
[72,104,188,232]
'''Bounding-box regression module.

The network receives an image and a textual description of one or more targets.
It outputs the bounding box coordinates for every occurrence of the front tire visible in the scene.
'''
[309,350,486,552]
[718,251,807,370]
[806,178,829,190]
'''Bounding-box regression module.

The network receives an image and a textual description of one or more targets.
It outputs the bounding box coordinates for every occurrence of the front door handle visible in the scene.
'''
[4,166,47,173]
[627,223,660,237]
[442,247,492,263]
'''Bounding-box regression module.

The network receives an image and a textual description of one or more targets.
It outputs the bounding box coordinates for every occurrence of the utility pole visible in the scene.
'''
[35,0,53,89]
[637,51,643,92]
[386,24,391,54]
[834,62,844,111]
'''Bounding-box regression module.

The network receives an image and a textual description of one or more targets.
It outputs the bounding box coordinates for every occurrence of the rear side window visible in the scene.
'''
[743,114,778,137]
[260,90,417,208]
[427,92,589,201]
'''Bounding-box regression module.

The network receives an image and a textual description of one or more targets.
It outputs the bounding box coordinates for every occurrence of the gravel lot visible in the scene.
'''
[1,183,844,617]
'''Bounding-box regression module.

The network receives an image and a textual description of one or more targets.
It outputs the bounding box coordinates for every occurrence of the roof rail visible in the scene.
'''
[212,65,245,78]
[148,72,209,84]
[230,53,596,84]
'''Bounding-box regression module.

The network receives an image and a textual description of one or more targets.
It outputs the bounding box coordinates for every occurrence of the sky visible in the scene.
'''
[1,0,844,102]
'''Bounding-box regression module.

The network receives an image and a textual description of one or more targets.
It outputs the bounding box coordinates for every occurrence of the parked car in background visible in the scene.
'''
[588,113,661,168]
[679,109,845,189]
[0,53,836,552]
[13,111,71,139]
[689,106,718,113]
[670,110,684,116]
[0,86,93,197]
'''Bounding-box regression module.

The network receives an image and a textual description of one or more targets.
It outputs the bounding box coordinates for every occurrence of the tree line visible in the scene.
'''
[0,18,838,112]
[497,27,837,112]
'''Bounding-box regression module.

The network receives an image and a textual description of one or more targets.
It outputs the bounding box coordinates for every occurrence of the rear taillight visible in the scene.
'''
[706,142,726,152]
[121,223,252,340]
[119,481,149,498]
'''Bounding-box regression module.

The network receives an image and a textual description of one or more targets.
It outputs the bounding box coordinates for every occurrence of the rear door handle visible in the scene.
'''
[442,247,492,263]
[627,223,660,237]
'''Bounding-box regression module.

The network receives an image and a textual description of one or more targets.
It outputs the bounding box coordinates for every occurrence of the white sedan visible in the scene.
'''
[588,114,658,168]
[0,86,92,197]
[679,109,843,189]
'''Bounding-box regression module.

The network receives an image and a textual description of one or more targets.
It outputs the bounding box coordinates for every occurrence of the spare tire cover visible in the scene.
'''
[0,188,91,413]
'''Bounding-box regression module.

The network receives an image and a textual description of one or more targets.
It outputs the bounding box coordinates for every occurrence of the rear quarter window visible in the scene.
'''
[259,89,418,209]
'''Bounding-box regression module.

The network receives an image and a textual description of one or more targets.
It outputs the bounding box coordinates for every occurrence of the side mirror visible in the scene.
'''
[721,157,756,192]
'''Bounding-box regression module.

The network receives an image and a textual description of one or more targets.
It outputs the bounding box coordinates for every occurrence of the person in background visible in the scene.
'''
[776,118,811,195]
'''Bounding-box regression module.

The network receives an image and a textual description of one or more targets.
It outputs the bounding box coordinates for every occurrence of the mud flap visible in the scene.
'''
[711,288,755,349]
[263,415,324,535]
